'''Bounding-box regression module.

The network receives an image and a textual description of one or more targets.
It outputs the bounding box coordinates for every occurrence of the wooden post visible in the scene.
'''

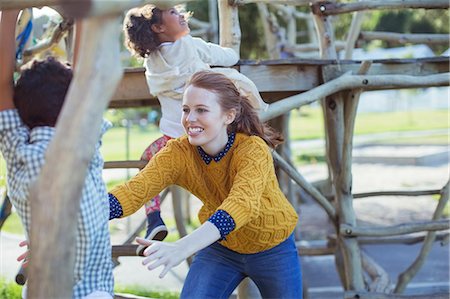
[344,11,365,59]
[218,0,241,54]
[208,0,219,43]
[28,15,123,298]
[257,3,281,59]
[312,8,365,291]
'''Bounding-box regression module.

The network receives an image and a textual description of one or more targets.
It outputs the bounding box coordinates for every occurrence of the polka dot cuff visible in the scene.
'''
[109,193,123,220]
[208,209,236,240]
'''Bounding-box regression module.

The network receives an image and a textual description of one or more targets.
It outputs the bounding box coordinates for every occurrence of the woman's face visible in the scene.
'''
[182,85,235,156]
[159,7,190,41]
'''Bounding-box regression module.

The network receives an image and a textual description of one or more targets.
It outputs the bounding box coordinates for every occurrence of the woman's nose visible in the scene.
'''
[186,112,196,122]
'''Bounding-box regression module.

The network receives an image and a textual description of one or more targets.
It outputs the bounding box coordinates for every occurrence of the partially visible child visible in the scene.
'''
[123,4,268,254]
[0,10,114,299]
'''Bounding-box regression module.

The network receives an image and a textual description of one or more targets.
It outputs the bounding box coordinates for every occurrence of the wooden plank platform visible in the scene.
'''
[111,57,449,108]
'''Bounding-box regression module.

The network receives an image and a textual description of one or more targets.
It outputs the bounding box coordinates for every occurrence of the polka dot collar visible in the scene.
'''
[197,132,236,165]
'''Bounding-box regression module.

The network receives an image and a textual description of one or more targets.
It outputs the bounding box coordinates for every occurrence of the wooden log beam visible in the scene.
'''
[357,232,449,245]
[0,0,62,10]
[0,0,195,17]
[230,0,312,6]
[22,17,74,63]
[283,41,346,52]
[111,58,449,108]
[261,72,449,122]
[395,180,450,293]
[340,219,450,238]
[271,3,310,20]
[353,189,442,198]
[104,160,147,169]
[28,15,123,299]
[344,291,450,299]
[272,151,336,220]
[359,31,450,45]
[311,0,449,16]
[257,2,281,59]
[298,245,335,256]
[361,251,391,293]
[344,11,365,59]
[112,244,142,258]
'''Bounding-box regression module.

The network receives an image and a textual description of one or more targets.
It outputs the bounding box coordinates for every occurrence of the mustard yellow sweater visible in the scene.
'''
[111,133,298,254]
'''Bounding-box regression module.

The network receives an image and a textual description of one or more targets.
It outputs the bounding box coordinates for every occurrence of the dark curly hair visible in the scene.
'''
[13,56,72,129]
[123,5,164,58]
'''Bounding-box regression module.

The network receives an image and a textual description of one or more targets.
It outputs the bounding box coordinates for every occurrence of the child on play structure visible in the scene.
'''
[0,10,113,299]
[123,3,268,255]
[108,70,302,298]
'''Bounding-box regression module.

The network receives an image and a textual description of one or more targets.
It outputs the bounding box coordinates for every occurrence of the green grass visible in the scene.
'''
[0,278,22,299]
[289,107,449,141]
[0,277,180,299]
[115,285,179,299]
[1,212,24,235]
[101,125,162,161]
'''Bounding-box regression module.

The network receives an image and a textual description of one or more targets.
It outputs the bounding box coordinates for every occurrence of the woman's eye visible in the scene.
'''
[182,108,189,113]
[197,108,207,113]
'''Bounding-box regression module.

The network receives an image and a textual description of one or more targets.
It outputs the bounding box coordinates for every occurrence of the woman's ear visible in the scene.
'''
[225,108,237,125]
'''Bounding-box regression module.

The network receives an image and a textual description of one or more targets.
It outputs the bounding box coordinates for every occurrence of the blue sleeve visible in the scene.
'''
[208,209,236,240]
[109,193,123,220]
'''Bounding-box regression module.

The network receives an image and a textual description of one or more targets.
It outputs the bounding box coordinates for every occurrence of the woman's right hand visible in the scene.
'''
[136,237,187,278]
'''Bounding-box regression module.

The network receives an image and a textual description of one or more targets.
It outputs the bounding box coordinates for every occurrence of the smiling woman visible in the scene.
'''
[108,70,303,299]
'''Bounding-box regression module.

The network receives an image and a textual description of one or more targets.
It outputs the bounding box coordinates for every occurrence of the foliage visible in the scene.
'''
[182,2,450,58]
[1,211,24,235]
[0,278,22,299]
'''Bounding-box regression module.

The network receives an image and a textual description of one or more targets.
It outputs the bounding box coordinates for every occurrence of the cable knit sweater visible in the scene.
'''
[110,133,298,254]
[144,34,268,138]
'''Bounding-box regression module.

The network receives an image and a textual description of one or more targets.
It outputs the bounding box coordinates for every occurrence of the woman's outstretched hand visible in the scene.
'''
[136,237,187,278]
[135,221,221,278]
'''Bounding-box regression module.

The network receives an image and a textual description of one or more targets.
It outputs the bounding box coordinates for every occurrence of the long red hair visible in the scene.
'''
[186,70,283,148]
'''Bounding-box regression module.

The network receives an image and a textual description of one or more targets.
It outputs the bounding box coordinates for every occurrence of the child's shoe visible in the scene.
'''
[136,211,168,256]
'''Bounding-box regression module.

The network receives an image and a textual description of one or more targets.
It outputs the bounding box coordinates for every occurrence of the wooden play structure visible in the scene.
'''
[0,0,449,298]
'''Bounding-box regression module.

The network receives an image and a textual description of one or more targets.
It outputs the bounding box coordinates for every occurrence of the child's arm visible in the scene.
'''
[0,10,20,111]
[192,36,239,67]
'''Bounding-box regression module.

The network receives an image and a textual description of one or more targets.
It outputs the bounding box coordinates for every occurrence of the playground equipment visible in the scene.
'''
[0,1,448,298]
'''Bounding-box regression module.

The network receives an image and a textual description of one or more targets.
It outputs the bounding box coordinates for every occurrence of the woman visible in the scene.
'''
[109,70,302,298]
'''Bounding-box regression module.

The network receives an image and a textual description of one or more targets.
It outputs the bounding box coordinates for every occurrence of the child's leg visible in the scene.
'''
[137,135,172,255]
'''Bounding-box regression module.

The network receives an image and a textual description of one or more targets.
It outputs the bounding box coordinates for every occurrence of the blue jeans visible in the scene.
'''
[180,234,302,299]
